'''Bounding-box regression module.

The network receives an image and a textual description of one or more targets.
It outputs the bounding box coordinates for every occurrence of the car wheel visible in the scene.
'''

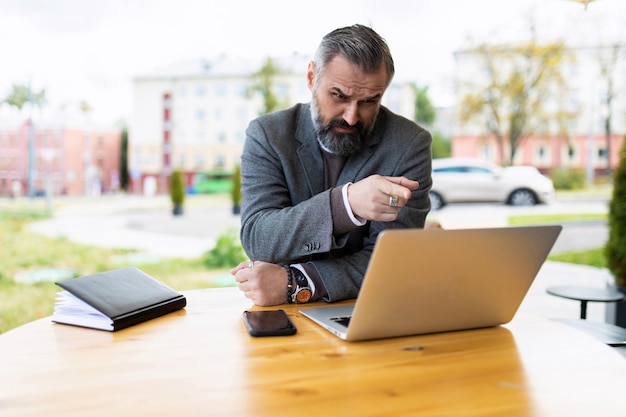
[507,189,538,206]
[429,191,445,210]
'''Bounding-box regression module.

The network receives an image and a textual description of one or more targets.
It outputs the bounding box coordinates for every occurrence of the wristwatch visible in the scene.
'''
[290,267,312,304]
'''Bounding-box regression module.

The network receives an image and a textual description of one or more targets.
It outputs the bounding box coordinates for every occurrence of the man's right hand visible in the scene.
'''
[347,175,419,222]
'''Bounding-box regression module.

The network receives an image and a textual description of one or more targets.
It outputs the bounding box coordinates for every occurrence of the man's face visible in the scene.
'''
[308,55,388,157]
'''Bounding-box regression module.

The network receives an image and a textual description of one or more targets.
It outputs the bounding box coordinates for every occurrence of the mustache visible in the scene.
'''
[326,119,363,131]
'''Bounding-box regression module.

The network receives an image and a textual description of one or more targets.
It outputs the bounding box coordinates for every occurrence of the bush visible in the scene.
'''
[170,169,185,206]
[550,167,586,190]
[605,136,626,287]
[431,132,451,159]
[202,229,247,268]
[231,164,242,208]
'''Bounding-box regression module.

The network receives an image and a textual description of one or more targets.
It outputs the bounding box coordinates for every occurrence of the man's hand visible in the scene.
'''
[347,175,419,222]
[231,261,288,306]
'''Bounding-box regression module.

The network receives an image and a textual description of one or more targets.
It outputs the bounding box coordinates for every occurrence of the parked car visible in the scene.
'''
[429,158,555,210]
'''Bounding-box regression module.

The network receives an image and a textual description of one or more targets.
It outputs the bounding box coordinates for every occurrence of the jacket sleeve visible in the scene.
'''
[239,114,338,264]
[239,107,433,302]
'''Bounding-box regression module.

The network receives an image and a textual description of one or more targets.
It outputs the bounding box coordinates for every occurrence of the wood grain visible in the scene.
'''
[1,287,625,417]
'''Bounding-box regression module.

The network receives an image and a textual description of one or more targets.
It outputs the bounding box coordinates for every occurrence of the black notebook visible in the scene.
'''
[52,266,187,331]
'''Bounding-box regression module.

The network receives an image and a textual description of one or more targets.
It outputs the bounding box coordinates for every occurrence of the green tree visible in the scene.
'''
[119,126,130,192]
[458,39,575,166]
[248,57,286,115]
[4,83,47,196]
[605,136,626,288]
[410,83,436,126]
[4,83,46,110]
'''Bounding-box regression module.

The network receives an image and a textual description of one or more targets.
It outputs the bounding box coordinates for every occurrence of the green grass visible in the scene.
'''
[548,247,606,269]
[508,213,607,225]
[0,212,233,334]
[0,209,610,334]
[510,212,608,268]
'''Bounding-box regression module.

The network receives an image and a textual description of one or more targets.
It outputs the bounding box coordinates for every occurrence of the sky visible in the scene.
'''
[1,0,625,127]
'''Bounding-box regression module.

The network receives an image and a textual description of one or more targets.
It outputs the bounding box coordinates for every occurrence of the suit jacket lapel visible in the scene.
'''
[295,106,325,196]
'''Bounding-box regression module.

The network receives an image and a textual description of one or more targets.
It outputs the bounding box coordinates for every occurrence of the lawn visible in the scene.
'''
[509,212,608,268]
[0,208,609,334]
[0,211,234,334]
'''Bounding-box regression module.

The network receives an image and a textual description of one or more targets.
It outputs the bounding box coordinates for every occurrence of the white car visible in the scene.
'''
[429,158,555,210]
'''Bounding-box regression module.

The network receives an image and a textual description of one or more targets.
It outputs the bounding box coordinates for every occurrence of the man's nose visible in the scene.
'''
[342,101,359,126]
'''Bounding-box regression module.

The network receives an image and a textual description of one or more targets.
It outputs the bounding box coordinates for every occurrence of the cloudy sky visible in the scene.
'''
[1,0,624,126]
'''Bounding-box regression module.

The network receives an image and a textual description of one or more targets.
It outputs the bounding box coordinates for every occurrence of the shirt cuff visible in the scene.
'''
[342,183,367,226]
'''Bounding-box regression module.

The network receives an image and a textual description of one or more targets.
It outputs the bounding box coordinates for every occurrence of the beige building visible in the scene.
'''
[129,54,416,195]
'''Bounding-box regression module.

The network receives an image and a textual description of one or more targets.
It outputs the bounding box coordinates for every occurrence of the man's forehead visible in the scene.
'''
[320,56,388,97]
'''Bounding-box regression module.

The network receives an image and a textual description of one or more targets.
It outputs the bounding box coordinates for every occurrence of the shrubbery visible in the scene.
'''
[605,137,626,288]
[550,167,586,190]
[231,164,242,214]
[170,169,185,216]
[203,229,247,268]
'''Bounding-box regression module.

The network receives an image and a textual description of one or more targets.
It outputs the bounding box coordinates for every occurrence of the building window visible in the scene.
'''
[237,83,248,98]
[567,145,578,164]
[195,84,207,97]
[236,107,248,122]
[535,144,550,165]
[215,83,227,97]
[479,144,493,160]
[195,154,205,168]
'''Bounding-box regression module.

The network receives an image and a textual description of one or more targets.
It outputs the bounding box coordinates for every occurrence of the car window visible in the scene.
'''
[433,166,465,173]
[433,166,492,174]
[465,167,493,174]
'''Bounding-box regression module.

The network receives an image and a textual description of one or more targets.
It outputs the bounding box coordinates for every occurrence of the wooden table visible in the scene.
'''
[1,288,626,417]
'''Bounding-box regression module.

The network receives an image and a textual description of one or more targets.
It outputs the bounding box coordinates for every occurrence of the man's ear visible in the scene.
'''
[306,61,316,91]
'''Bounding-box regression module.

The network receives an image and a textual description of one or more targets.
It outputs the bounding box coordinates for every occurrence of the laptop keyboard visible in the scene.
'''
[330,316,352,327]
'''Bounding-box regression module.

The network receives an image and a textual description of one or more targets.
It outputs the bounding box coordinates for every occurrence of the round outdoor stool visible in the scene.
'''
[546,285,625,320]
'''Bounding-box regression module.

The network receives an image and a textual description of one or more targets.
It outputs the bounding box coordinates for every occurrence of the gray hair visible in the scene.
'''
[312,24,395,86]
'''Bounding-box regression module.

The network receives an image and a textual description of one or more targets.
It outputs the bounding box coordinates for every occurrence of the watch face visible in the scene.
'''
[294,288,312,303]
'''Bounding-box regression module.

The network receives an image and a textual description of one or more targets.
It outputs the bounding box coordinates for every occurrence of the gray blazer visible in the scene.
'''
[240,103,432,302]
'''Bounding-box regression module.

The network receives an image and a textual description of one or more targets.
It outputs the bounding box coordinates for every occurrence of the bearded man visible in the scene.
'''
[231,24,432,306]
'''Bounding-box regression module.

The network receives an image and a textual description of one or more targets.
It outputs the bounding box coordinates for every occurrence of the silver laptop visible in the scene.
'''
[300,225,562,342]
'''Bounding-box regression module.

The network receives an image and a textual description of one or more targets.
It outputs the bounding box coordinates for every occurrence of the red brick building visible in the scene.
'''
[452,133,624,178]
[0,121,121,197]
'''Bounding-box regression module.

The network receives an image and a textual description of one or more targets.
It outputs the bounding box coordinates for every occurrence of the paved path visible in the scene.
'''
[24,194,617,324]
